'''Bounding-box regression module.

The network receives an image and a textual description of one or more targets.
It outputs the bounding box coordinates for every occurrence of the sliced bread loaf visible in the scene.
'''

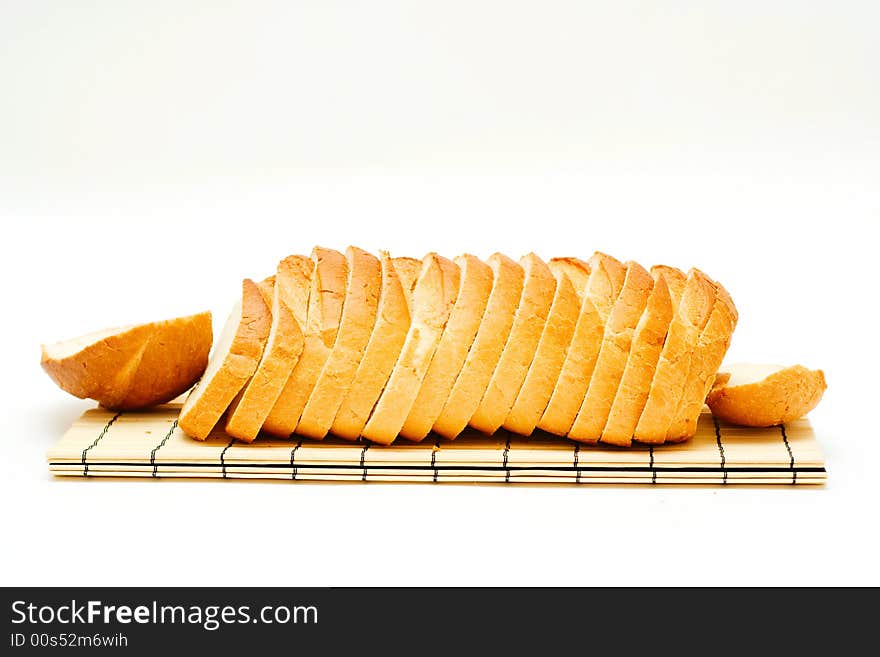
[224,263,308,442]
[503,265,579,436]
[399,254,492,441]
[432,253,523,440]
[361,254,461,444]
[633,267,715,443]
[666,279,738,440]
[600,269,673,446]
[296,247,382,439]
[331,252,411,440]
[179,279,272,440]
[538,253,625,436]
[568,261,653,443]
[261,247,348,438]
[469,253,555,435]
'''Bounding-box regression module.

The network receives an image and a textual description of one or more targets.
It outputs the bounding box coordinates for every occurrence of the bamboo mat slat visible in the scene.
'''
[47,403,827,485]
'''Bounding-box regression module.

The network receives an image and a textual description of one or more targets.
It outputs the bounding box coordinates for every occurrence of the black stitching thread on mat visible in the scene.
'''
[360,443,370,482]
[220,438,236,479]
[289,438,303,481]
[780,424,797,485]
[82,412,122,476]
[431,437,440,483]
[62,461,826,474]
[713,415,728,485]
[502,435,511,483]
[649,446,656,484]
[150,419,178,478]
[573,444,581,484]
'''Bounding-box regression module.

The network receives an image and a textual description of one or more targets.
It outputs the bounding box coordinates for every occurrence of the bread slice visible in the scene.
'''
[255,275,275,305]
[651,265,687,303]
[224,265,308,442]
[41,312,212,410]
[261,247,348,438]
[633,267,716,443]
[432,253,523,440]
[538,253,625,436]
[666,279,739,440]
[361,254,461,444]
[296,247,382,439]
[547,257,591,292]
[391,257,422,306]
[179,280,271,439]
[504,266,579,436]
[330,252,411,440]
[600,269,673,446]
[469,253,556,435]
[399,254,492,441]
[568,261,654,443]
[706,363,826,427]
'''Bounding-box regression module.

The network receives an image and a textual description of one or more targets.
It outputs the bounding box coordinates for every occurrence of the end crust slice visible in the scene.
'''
[41,312,213,411]
[706,363,826,427]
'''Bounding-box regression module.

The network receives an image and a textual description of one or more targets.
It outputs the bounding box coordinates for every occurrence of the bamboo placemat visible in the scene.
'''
[47,404,826,485]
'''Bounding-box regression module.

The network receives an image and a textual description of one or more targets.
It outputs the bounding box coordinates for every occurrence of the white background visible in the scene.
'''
[1,1,877,585]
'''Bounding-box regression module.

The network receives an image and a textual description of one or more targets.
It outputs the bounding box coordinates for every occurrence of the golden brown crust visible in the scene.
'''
[362,254,461,444]
[178,280,271,439]
[569,261,653,443]
[470,254,555,435]
[706,364,826,426]
[633,268,715,443]
[261,248,347,438]
[432,253,523,440]
[666,278,739,440]
[547,256,591,293]
[296,247,382,439]
[225,270,306,442]
[651,265,686,305]
[601,270,673,446]
[504,267,579,436]
[538,253,624,436]
[41,313,212,411]
[400,254,492,441]
[256,276,275,306]
[331,252,411,440]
